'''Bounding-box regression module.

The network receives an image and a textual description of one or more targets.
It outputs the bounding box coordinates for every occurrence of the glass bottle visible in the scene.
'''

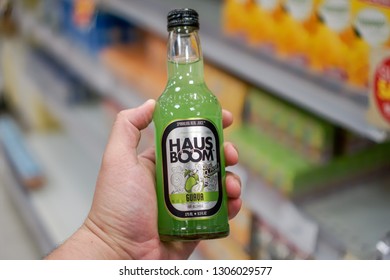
[153,8,229,241]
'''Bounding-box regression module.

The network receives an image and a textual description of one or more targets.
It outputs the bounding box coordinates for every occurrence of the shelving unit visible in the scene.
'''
[19,13,145,110]
[0,146,55,256]
[25,131,97,248]
[98,0,389,143]
[3,0,388,260]
[27,52,111,163]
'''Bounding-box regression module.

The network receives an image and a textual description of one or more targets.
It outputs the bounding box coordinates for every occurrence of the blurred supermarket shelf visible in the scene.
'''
[244,171,345,259]
[301,173,390,260]
[27,52,110,163]
[0,146,55,256]
[98,0,388,143]
[25,131,97,247]
[18,13,145,110]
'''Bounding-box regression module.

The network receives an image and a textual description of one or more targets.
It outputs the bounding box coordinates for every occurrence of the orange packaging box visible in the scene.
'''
[229,205,253,248]
[275,0,319,66]
[348,0,390,89]
[222,0,253,38]
[204,64,248,130]
[246,0,284,50]
[310,0,354,82]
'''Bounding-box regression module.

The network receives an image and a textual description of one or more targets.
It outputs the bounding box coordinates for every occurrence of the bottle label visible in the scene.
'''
[162,119,222,219]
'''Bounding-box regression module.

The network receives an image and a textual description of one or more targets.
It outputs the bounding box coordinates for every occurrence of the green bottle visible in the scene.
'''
[153,8,229,241]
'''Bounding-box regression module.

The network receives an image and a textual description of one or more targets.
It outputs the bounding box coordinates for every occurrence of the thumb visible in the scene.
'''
[103,99,156,164]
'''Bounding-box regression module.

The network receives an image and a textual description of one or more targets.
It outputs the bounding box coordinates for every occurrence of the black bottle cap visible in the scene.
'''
[167,8,199,30]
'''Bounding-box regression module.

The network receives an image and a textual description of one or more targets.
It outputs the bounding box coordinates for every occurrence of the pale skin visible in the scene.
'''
[46,99,242,260]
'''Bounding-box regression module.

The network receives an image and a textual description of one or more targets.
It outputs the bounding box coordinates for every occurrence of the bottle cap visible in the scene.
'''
[167,8,199,30]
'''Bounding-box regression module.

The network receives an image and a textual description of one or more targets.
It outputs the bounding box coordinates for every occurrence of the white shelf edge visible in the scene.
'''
[99,0,389,143]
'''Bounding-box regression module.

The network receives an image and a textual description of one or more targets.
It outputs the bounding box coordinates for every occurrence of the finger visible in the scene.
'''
[103,99,156,164]
[222,109,233,129]
[228,198,242,220]
[225,171,241,199]
[224,142,239,167]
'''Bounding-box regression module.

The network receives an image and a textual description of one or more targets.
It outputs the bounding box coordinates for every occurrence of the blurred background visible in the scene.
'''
[1,0,390,260]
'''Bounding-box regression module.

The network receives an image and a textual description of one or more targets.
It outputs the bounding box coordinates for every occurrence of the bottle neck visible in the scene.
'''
[167,26,204,82]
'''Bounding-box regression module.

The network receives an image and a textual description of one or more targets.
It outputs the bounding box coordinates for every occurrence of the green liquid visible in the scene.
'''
[153,60,229,241]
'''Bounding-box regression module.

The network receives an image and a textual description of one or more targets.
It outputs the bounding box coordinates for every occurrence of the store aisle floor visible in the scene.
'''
[0,181,41,260]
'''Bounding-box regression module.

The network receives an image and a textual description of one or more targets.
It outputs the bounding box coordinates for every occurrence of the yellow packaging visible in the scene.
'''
[222,0,252,37]
[229,205,253,248]
[276,0,319,65]
[310,0,354,82]
[349,0,390,88]
[367,49,390,130]
[204,64,248,129]
[247,0,283,49]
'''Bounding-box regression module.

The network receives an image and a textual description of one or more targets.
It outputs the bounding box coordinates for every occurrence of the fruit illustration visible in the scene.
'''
[184,169,201,193]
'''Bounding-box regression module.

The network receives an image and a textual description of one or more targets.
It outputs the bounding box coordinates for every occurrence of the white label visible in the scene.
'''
[286,0,313,22]
[355,8,390,47]
[319,0,351,33]
[162,119,222,218]
[256,0,279,11]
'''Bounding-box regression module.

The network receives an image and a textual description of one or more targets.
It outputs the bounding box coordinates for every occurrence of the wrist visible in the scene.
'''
[45,219,132,260]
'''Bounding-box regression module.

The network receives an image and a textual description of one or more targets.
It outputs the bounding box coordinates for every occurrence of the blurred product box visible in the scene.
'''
[55,0,138,54]
[100,43,166,100]
[144,31,167,73]
[310,0,353,83]
[204,64,248,129]
[229,122,390,196]
[229,204,253,249]
[245,87,335,164]
[229,125,311,194]
[2,40,59,131]
[348,0,390,89]
[246,0,283,51]
[275,0,319,66]
[228,89,390,196]
[222,0,252,38]
[367,49,390,131]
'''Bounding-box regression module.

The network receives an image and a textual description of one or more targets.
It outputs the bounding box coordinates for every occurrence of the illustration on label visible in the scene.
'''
[161,119,222,218]
[374,57,390,122]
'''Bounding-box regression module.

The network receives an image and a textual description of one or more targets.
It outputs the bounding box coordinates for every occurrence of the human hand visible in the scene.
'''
[46,99,241,260]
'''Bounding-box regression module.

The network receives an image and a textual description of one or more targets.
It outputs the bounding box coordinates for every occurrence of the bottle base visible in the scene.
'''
[159,230,229,242]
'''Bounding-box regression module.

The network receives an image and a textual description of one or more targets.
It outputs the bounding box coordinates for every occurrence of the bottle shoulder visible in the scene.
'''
[154,83,222,123]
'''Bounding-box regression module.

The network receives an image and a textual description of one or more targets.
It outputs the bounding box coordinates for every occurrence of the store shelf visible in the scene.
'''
[25,131,98,246]
[9,1,389,260]
[0,146,55,256]
[301,174,390,259]
[27,52,111,163]
[98,0,389,143]
[244,170,345,259]
[18,13,145,110]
